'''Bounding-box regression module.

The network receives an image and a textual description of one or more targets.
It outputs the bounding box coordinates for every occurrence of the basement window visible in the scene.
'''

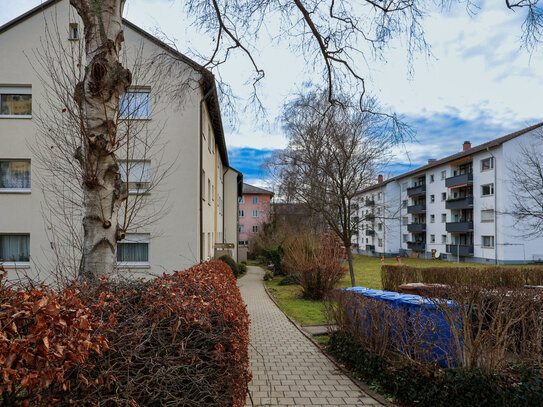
[117,234,150,266]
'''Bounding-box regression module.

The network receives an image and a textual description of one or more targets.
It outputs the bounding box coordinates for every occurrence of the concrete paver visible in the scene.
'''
[239,266,383,406]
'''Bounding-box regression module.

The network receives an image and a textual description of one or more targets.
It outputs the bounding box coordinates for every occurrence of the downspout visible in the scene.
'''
[223,168,227,243]
[199,83,216,262]
[486,147,498,265]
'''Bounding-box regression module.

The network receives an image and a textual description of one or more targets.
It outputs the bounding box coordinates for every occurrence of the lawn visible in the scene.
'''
[264,254,521,326]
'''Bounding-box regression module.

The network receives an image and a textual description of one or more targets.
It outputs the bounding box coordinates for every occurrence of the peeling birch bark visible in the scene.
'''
[71,0,131,283]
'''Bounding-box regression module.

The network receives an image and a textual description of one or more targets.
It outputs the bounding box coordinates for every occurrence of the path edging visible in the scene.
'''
[262,276,395,407]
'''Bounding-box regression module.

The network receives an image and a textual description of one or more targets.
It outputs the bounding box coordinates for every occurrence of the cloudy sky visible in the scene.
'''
[1,0,541,186]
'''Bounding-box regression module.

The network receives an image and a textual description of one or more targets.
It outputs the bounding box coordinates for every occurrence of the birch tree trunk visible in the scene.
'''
[71,0,131,283]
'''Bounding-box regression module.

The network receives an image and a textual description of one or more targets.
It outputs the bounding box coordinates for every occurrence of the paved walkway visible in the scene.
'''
[239,266,383,407]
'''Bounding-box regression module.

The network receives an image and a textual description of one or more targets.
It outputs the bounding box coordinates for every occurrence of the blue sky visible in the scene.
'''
[1,1,541,186]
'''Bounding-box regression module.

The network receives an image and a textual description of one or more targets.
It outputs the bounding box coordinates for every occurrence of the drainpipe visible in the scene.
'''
[199,83,216,262]
[222,168,227,243]
[486,147,498,265]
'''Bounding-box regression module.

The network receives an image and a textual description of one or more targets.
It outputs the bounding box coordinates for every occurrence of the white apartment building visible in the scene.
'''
[0,0,242,281]
[355,123,543,264]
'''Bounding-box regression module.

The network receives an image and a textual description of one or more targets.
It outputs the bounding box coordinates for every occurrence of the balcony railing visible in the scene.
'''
[445,173,473,188]
[366,245,375,251]
[365,199,375,206]
[407,184,426,197]
[407,223,426,233]
[446,244,474,256]
[407,242,426,252]
[407,204,426,214]
[445,196,474,210]
[446,221,474,233]
[365,229,375,236]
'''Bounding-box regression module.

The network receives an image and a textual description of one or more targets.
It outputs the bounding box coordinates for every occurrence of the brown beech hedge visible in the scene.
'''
[0,261,251,406]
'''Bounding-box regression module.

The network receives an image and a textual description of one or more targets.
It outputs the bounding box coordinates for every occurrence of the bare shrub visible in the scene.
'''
[284,232,347,300]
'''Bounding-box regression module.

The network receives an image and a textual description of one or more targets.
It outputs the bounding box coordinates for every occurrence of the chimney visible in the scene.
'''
[463,141,471,151]
[378,174,383,183]
[428,158,436,165]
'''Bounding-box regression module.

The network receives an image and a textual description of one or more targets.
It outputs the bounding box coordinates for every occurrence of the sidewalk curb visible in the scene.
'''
[262,273,395,407]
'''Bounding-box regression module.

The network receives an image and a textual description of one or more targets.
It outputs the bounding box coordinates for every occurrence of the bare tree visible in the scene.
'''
[508,128,543,237]
[268,90,398,286]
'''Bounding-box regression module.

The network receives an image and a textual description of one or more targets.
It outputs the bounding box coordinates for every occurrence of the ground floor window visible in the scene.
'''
[117,234,149,264]
[0,234,30,262]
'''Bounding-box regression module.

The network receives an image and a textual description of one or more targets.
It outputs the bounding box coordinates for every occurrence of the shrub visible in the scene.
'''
[238,263,247,274]
[381,264,543,292]
[284,231,346,300]
[0,268,111,406]
[262,246,284,275]
[263,271,274,281]
[278,274,300,286]
[219,254,241,278]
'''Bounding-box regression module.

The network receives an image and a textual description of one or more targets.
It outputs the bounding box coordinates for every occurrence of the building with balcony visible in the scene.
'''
[355,123,543,264]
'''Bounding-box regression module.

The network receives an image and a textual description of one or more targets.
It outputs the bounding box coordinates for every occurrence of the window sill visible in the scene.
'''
[119,117,151,121]
[0,115,32,119]
[128,190,150,195]
[0,188,31,194]
[1,262,30,269]
[117,262,150,269]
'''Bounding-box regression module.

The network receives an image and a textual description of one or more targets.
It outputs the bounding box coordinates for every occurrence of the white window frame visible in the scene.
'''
[481,157,494,172]
[0,233,30,268]
[252,209,258,217]
[441,213,447,223]
[481,209,495,223]
[430,215,435,223]
[69,23,79,40]
[252,196,259,204]
[238,196,245,204]
[239,225,245,233]
[239,209,245,217]
[252,225,258,233]
[0,86,32,118]
[481,235,495,248]
[0,159,31,193]
[441,235,447,244]
[116,234,150,268]
[119,160,151,194]
[430,234,435,243]
[119,88,151,120]
[441,170,447,180]
[481,183,494,196]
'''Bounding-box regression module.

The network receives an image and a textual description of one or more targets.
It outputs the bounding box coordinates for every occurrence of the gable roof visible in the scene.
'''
[362,121,543,193]
[242,183,274,196]
[0,0,230,166]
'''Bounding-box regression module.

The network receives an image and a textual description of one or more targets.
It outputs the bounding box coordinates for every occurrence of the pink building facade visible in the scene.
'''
[238,183,274,248]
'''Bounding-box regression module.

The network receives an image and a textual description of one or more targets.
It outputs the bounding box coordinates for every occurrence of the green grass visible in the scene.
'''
[265,254,532,326]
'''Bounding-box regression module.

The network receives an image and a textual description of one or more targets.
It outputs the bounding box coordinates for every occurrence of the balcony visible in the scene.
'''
[446,221,474,233]
[446,244,474,256]
[407,223,426,233]
[407,242,426,252]
[366,229,375,236]
[365,199,375,206]
[407,204,426,214]
[445,196,473,210]
[445,173,473,188]
[366,245,375,251]
[407,184,426,197]
[364,215,375,222]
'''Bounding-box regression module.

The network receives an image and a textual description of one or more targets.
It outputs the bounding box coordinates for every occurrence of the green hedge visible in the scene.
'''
[327,332,543,407]
[381,265,543,292]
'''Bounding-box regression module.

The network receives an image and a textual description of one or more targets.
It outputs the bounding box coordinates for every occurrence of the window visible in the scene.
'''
[403,234,408,243]
[401,182,408,191]
[441,213,447,223]
[208,123,212,152]
[430,174,435,183]
[378,239,383,247]
[430,194,435,203]
[117,234,149,264]
[238,209,245,217]
[481,157,494,171]
[0,160,31,191]
[0,234,30,262]
[402,216,408,225]
[239,225,245,233]
[252,209,258,217]
[252,196,259,204]
[441,170,447,180]
[69,23,79,40]
[481,209,495,223]
[119,160,150,193]
[430,234,435,243]
[441,234,447,244]
[201,170,205,201]
[378,223,383,231]
[212,185,214,201]
[119,89,150,119]
[239,196,245,204]
[377,207,381,215]
[208,179,211,205]
[1,86,32,117]
[378,192,382,200]
[441,192,446,201]
[402,200,407,208]
[252,225,258,233]
[430,215,435,223]
[482,235,495,248]
[481,183,494,196]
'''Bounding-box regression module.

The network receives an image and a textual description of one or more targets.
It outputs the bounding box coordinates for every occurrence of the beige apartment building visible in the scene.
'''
[0,0,242,282]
